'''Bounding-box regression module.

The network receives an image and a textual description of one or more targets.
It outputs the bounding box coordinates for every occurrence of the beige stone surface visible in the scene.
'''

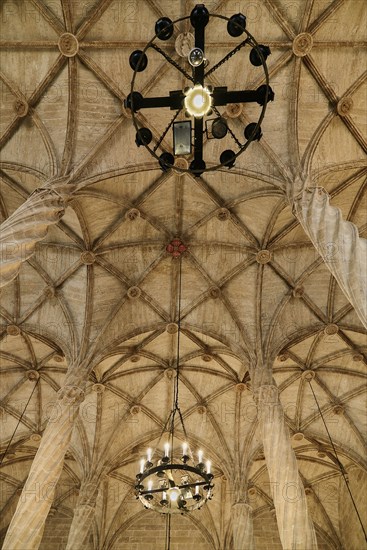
[257,384,317,549]
[232,502,255,550]
[293,185,367,328]
[0,1,366,549]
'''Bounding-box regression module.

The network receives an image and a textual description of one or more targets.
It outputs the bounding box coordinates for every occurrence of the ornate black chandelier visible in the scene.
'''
[125,3,274,176]
[135,256,214,513]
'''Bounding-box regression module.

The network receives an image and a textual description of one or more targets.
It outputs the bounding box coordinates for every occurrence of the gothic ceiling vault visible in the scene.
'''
[0,0,366,549]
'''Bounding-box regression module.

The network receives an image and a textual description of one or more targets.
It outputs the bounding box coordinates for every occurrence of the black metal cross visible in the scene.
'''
[126,4,274,175]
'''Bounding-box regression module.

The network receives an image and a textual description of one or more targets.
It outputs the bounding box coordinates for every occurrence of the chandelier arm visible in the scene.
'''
[141,481,209,495]
[134,92,184,111]
[193,18,205,85]
[153,109,182,152]
[193,117,204,163]
[212,88,259,106]
[139,463,211,480]
[204,38,249,78]
[131,88,263,112]
[150,43,194,83]
[137,96,174,109]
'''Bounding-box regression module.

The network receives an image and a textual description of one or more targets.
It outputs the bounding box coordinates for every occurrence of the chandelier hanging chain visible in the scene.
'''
[308,380,367,542]
[153,109,182,153]
[204,38,249,78]
[212,106,243,149]
[134,245,213,513]
[165,514,171,550]
[150,43,194,82]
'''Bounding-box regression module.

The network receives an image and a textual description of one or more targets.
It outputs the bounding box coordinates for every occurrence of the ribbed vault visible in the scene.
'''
[0,0,366,549]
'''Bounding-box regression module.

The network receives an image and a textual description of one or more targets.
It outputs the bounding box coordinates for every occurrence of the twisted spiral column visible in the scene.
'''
[3,371,87,550]
[65,480,100,550]
[291,183,367,329]
[232,502,255,549]
[0,178,74,288]
[257,385,317,550]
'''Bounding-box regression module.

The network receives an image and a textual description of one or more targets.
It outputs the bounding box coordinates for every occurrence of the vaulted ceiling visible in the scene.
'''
[0,1,366,549]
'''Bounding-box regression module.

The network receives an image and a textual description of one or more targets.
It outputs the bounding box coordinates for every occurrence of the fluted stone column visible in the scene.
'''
[65,480,100,550]
[257,385,317,550]
[3,373,86,550]
[232,502,255,550]
[0,177,74,288]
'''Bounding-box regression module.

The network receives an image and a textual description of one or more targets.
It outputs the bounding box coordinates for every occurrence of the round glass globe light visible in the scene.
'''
[193,94,204,108]
[167,487,181,502]
[188,47,204,67]
[184,85,212,118]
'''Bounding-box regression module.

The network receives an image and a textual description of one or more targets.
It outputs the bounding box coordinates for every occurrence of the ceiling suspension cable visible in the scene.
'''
[172,257,191,452]
[135,247,214,514]
[175,256,183,410]
[170,256,183,459]
[307,380,367,542]
[165,513,171,550]
[0,377,40,467]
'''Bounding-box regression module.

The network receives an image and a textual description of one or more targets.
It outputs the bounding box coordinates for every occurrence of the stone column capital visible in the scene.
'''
[66,482,101,550]
[0,175,77,289]
[255,384,279,405]
[57,385,85,406]
[256,385,283,427]
[78,480,100,507]
[232,501,253,513]
[231,499,255,550]
[259,385,318,549]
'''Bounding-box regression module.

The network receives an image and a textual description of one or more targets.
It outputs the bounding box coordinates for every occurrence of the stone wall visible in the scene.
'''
[253,510,283,550]
[114,511,212,550]
[253,510,335,550]
[39,510,93,550]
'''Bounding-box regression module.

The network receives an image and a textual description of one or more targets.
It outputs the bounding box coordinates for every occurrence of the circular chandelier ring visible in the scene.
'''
[136,462,214,513]
[129,11,270,174]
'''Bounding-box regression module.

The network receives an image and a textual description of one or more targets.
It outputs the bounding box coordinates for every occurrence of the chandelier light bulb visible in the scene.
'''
[148,480,153,491]
[194,95,204,108]
[147,448,152,462]
[162,490,167,500]
[182,442,188,455]
[198,449,203,463]
[140,459,145,474]
[164,442,170,457]
[195,484,200,495]
[184,85,212,118]
[167,487,181,502]
[206,460,211,474]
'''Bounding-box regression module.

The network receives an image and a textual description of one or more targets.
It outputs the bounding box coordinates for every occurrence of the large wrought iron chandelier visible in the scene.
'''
[135,256,214,513]
[125,3,274,176]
